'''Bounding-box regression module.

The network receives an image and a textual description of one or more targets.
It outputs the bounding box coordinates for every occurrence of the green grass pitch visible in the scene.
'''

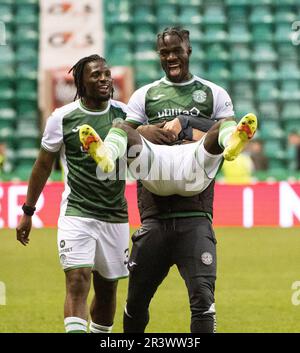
[0,227,300,333]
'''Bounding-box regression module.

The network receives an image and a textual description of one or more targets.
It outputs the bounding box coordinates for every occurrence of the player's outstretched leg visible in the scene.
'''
[223,113,257,161]
[79,124,115,173]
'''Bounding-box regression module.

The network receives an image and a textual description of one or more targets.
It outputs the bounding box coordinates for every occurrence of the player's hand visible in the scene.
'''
[164,118,182,137]
[16,215,32,246]
[137,122,177,144]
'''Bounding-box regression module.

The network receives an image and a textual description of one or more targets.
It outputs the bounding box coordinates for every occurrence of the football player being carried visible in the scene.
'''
[79,111,257,197]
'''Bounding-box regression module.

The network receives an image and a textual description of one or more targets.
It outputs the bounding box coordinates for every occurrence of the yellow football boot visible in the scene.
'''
[223,113,258,161]
[79,124,115,173]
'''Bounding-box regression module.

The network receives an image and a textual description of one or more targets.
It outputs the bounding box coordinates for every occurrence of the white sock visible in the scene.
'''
[64,316,87,333]
[89,321,113,333]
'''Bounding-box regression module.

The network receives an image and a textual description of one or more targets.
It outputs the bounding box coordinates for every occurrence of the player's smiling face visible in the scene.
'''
[83,60,113,102]
[157,34,192,83]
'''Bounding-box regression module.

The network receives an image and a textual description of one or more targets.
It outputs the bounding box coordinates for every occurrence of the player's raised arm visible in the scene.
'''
[16,148,57,246]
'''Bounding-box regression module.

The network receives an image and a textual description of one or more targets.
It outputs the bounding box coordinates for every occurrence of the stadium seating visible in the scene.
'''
[2,0,300,181]
[0,0,39,181]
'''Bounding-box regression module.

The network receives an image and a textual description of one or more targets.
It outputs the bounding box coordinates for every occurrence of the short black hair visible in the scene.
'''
[68,54,106,100]
[157,26,191,48]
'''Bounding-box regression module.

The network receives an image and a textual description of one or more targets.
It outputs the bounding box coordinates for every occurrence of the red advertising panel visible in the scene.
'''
[1,182,300,228]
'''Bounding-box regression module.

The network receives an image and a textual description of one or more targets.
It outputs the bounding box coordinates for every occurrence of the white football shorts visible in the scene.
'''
[128,136,223,197]
[57,216,129,280]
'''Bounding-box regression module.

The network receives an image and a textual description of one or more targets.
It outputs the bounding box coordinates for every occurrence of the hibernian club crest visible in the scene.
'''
[193,90,207,103]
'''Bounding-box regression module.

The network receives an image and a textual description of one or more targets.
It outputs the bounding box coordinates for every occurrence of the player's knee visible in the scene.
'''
[66,269,91,297]
[123,304,149,333]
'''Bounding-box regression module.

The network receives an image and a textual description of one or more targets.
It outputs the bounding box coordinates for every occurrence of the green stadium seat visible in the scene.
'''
[106,0,131,24]
[204,43,229,62]
[0,45,14,63]
[108,44,133,66]
[274,0,298,5]
[252,43,277,63]
[17,137,39,150]
[15,42,38,62]
[274,5,297,23]
[283,120,300,134]
[277,43,298,60]
[15,0,38,3]
[259,120,284,139]
[0,3,13,23]
[16,101,38,120]
[258,102,280,120]
[135,61,161,84]
[155,0,178,4]
[190,43,204,61]
[156,5,178,26]
[132,5,155,24]
[16,61,38,80]
[249,5,273,24]
[15,161,36,181]
[187,25,203,43]
[206,62,230,81]
[278,61,300,80]
[249,0,273,4]
[0,127,16,148]
[256,81,279,101]
[0,80,14,100]
[203,24,227,43]
[14,25,39,44]
[110,24,132,43]
[202,4,226,24]
[268,166,289,178]
[264,140,284,159]
[228,23,251,43]
[232,82,254,101]
[16,80,37,101]
[227,6,247,23]
[225,0,252,5]
[15,4,39,25]
[177,0,202,5]
[234,100,257,118]
[135,42,157,64]
[274,23,294,42]
[251,23,273,42]
[0,105,16,121]
[230,62,253,81]
[282,102,300,120]
[280,80,300,101]
[255,63,278,81]
[229,43,250,61]
[134,24,156,43]
[178,5,202,25]
[189,61,205,77]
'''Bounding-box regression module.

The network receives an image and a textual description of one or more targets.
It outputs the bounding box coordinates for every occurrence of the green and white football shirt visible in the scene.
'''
[126,75,234,125]
[41,99,128,223]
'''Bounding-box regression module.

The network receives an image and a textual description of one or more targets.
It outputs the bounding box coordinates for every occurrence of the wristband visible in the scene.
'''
[22,203,36,216]
[177,115,193,141]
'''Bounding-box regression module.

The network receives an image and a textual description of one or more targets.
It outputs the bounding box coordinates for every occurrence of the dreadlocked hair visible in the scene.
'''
[157,26,191,48]
[68,54,107,100]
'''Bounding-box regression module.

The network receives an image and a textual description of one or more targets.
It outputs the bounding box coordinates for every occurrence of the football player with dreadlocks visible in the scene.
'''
[16,55,131,333]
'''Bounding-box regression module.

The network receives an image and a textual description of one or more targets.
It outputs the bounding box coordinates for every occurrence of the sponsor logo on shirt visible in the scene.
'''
[157,107,200,118]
